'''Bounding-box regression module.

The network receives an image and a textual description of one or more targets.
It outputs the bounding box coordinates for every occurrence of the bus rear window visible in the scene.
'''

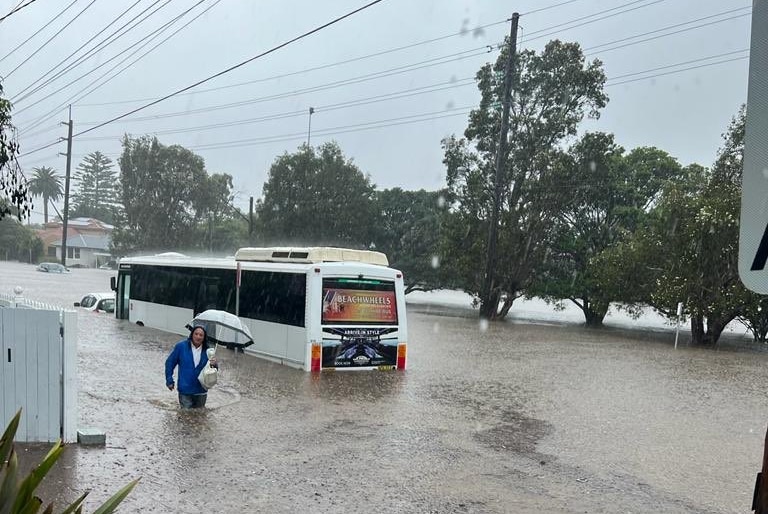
[322,278,397,325]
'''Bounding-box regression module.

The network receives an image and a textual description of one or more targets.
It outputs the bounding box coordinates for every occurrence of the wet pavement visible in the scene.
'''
[2,261,767,513]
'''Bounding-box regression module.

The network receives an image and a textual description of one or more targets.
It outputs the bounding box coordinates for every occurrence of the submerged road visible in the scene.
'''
[2,262,766,513]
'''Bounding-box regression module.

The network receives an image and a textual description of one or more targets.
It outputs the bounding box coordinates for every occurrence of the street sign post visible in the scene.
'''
[740,0,768,293]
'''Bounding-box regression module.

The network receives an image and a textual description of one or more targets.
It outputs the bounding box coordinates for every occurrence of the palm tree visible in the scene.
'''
[28,166,63,223]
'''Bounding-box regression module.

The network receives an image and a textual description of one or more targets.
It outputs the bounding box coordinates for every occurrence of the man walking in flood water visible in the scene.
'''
[165,325,218,409]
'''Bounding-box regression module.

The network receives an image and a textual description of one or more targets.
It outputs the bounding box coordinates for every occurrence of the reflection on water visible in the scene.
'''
[2,262,767,513]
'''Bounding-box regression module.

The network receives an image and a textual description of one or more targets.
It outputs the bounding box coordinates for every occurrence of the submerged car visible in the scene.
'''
[74,292,115,313]
[37,262,70,273]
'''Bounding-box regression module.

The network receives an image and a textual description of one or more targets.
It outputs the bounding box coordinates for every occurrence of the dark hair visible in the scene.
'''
[189,325,209,347]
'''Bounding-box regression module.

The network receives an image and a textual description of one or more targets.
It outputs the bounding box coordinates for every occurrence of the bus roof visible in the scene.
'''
[234,247,389,266]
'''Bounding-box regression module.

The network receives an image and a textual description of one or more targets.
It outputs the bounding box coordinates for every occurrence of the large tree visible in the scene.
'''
[1,81,31,221]
[372,188,445,293]
[0,217,42,262]
[113,135,232,253]
[258,142,375,247]
[442,39,608,319]
[642,107,748,345]
[71,151,120,223]
[28,166,63,223]
[531,134,682,326]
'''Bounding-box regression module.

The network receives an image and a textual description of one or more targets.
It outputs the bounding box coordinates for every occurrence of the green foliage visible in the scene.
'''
[28,167,63,224]
[530,134,683,326]
[443,39,608,319]
[0,217,43,262]
[258,142,375,247]
[113,136,235,254]
[639,107,749,345]
[372,188,445,293]
[0,409,139,513]
[71,152,120,224]
[1,81,32,221]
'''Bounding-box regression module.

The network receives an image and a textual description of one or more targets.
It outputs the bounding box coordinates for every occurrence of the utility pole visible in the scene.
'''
[248,196,254,235]
[307,107,315,146]
[481,13,519,319]
[59,105,73,267]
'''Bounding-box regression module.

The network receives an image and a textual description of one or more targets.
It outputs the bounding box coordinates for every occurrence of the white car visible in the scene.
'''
[74,292,115,313]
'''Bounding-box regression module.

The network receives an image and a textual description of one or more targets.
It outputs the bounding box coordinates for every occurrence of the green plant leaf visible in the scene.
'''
[12,442,64,513]
[0,409,21,467]
[0,450,20,514]
[59,492,89,514]
[91,478,140,514]
[16,495,42,514]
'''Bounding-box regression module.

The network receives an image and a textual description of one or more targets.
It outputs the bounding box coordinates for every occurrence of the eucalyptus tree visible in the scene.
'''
[28,166,63,223]
[442,39,608,319]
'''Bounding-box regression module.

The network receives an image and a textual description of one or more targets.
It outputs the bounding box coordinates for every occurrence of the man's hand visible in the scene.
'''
[167,383,175,391]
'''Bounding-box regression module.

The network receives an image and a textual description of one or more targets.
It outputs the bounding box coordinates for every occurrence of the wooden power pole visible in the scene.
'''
[481,13,519,319]
[60,105,73,267]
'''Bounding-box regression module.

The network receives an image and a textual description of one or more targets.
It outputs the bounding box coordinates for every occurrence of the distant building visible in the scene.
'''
[37,217,113,268]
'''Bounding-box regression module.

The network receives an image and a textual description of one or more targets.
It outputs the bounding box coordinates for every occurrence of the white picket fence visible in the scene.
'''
[0,292,77,442]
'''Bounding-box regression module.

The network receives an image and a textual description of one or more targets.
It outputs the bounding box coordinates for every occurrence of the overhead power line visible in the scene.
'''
[63,0,224,111]
[76,46,490,124]
[583,4,751,53]
[521,0,668,43]
[72,0,386,138]
[14,0,176,119]
[11,0,144,101]
[521,0,585,17]
[0,0,78,64]
[0,0,38,23]
[4,0,98,80]
[16,0,214,135]
[74,77,477,140]
[67,0,662,111]
[585,11,751,55]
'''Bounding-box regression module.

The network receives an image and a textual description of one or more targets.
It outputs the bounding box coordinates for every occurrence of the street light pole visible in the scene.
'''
[307,107,315,146]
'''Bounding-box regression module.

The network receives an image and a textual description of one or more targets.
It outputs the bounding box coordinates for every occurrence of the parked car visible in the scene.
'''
[37,262,70,273]
[99,260,117,270]
[74,292,115,313]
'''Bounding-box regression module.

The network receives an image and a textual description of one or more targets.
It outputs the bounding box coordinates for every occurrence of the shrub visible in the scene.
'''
[0,409,139,513]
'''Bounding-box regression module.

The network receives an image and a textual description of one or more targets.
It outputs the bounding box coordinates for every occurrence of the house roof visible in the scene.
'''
[42,217,114,231]
[49,233,110,250]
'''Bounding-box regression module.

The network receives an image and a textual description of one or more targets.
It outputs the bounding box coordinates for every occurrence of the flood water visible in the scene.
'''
[2,261,767,513]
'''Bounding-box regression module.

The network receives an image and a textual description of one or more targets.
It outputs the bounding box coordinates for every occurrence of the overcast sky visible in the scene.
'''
[0,0,752,223]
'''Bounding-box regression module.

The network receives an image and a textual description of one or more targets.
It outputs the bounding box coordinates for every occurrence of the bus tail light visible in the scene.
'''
[396,342,407,370]
[311,341,322,372]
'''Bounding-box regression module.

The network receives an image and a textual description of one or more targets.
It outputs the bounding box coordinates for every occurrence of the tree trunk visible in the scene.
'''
[690,314,705,345]
[479,289,503,319]
[584,309,606,327]
[583,298,608,327]
[690,313,728,346]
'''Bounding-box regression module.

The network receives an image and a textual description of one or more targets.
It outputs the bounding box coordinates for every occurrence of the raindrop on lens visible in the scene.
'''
[479,319,489,332]
[589,160,597,172]
[762,168,768,180]
[431,255,440,269]
[432,322,440,334]
[437,195,446,208]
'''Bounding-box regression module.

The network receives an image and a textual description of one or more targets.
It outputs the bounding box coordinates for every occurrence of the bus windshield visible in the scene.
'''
[321,277,397,325]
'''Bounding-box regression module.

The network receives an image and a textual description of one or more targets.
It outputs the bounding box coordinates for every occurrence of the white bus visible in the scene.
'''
[111,247,407,371]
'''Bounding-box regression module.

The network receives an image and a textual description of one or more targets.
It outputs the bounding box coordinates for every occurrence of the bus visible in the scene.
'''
[111,247,407,371]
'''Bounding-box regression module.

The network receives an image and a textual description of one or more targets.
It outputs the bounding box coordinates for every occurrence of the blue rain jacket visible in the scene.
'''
[165,338,212,395]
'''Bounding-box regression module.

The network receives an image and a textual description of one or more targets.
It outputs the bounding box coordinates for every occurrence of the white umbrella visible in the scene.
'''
[187,309,254,349]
